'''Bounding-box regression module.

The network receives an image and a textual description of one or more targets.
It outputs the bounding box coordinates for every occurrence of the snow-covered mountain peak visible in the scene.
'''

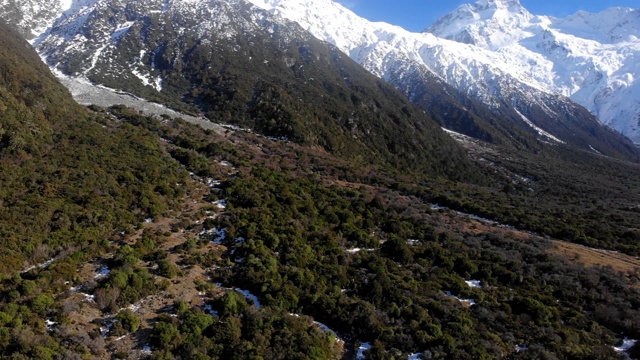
[424,0,537,49]
[245,0,411,64]
[554,7,640,44]
[476,0,522,10]
[423,1,640,142]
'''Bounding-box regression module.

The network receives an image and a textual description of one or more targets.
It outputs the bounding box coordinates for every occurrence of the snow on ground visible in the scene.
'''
[128,302,142,312]
[444,291,476,306]
[442,128,476,144]
[200,227,227,244]
[346,248,375,254]
[94,265,111,279]
[45,318,57,332]
[234,288,262,309]
[589,145,603,155]
[430,203,517,231]
[614,338,637,354]
[213,199,227,209]
[22,257,56,273]
[313,320,345,343]
[514,109,565,144]
[100,319,115,337]
[465,280,482,288]
[111,21,134,42]
[205,178,222,190]
[202,304,220,317]
[356,342,371,359]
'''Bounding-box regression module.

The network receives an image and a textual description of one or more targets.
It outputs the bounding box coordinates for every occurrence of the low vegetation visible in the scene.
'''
[0,21,639,360]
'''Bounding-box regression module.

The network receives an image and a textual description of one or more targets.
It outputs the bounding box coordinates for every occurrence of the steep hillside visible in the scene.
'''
[3,0,638,162]
[0,0,65,39]
[0,21,187,273]
[27,0,476,179]
[1,15,640,360]
[247,0,640,161]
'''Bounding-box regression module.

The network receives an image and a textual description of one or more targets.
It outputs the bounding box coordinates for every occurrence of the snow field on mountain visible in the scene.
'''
[248,0,640,143]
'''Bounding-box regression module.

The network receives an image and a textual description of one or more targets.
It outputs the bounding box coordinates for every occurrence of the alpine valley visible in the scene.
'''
[0,0,640,359]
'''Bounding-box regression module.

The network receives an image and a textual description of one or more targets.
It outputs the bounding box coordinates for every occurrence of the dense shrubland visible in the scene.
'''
[1,20,640,360]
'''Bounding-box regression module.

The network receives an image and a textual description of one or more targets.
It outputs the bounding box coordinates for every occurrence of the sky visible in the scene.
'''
[333,0,640,32]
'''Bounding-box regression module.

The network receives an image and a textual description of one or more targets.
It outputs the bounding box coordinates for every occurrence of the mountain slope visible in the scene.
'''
[24,0,478,179]
[0,0,67,39]
[0,20,186,273]
[2,7,640,360]
[246,0,640,161]
[2,0,638,162]
[426,0,640,143]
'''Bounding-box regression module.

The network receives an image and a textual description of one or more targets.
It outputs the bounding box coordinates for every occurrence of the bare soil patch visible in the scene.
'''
[549,240,640,274]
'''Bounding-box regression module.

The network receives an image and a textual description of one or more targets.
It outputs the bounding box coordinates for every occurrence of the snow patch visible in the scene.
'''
[465,280,482,288]
[346,248,374,254]
[100,319,115,337]
[234,288,262,309]
[22,257,56,273]
[213,199,227,209]
[515,109,565,144]
[111,21,134,42]
[45,319,57,332]
[444,291,476,306]
[203,304,220,317]
[205,178,223,189]
[356,342,371,359]
[131,68,162,92]
[200,227,227,245]
[312,320,345,343]
[614,338,637,355]
[95,265,111,279]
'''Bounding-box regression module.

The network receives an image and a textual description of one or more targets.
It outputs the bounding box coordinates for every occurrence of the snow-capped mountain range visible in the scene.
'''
[425,0,640,142]
[247,0,640,143]
[1,0,639,153]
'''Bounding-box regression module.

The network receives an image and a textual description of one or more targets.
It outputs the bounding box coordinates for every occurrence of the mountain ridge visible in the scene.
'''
[425,1,640,142]
[1,0,639,161]
[22,0,479,179]
[246,0,640,160]
[2,5,640,360]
